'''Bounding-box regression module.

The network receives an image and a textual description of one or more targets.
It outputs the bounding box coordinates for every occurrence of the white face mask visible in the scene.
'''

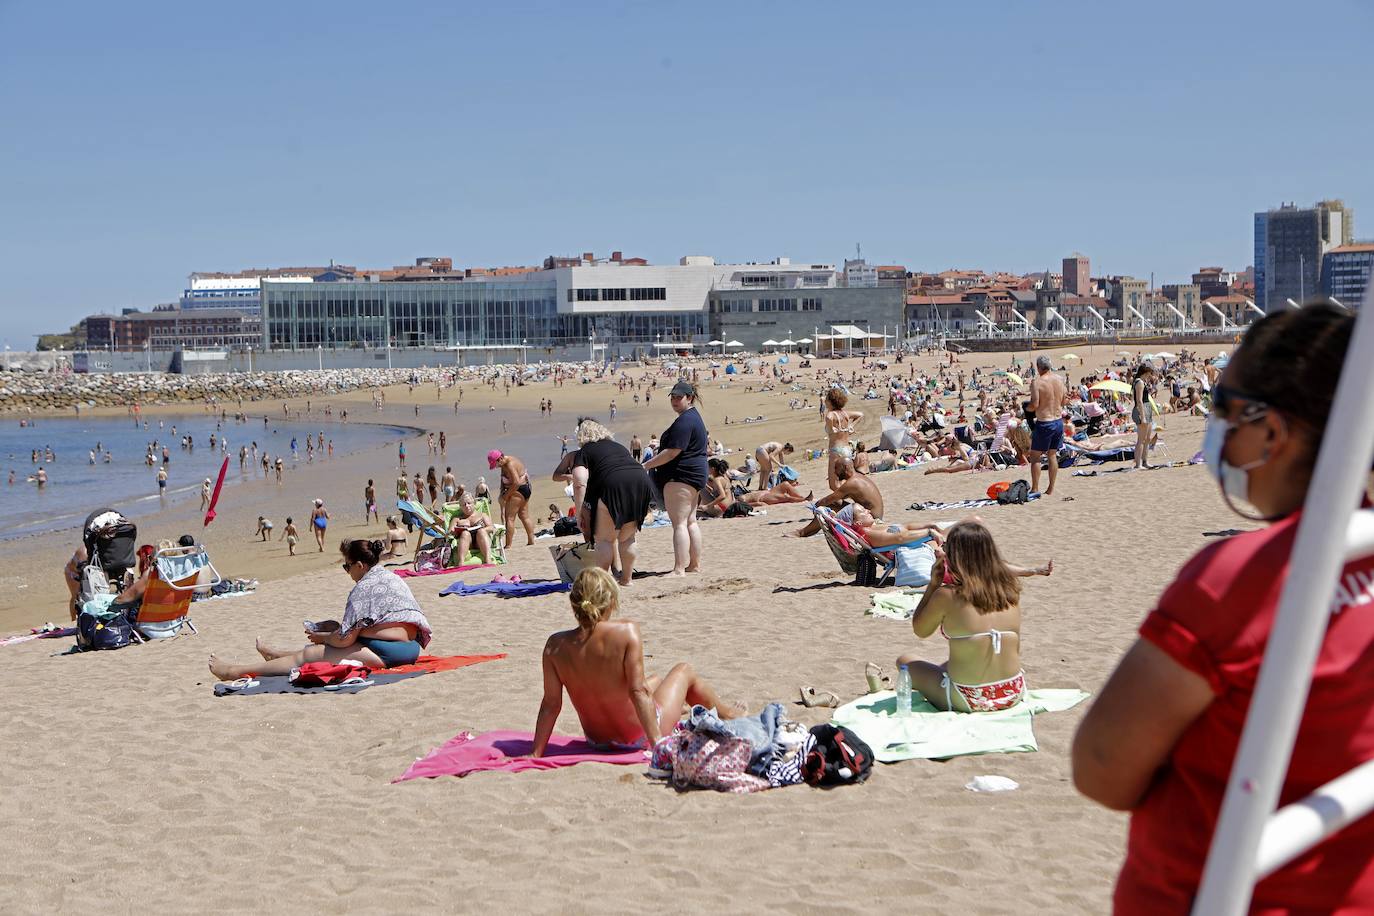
[1201,415,1268,511]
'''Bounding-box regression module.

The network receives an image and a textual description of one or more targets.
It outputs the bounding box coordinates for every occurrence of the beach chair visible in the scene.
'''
[440,497,507,566]
[136,545,220,639]
[809,505,932,587]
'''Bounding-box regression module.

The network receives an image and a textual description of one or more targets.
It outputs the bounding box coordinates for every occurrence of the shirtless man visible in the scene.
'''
[489,449,535,548]
[531,568,743,755]
[1026,355,1067,496]
[789,459,884,538]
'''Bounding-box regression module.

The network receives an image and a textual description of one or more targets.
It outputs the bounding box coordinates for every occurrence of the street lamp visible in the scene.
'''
[144,339,151,373]
[588,331,595,364]
[317,344,323,371]
[247,345,253,374]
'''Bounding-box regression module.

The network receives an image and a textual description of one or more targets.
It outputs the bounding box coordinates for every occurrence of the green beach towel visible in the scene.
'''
[831,688,1089,762]
[867,590,922,620]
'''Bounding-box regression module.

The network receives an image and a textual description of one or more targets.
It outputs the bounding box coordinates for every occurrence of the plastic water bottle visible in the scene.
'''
[895,664,912,717]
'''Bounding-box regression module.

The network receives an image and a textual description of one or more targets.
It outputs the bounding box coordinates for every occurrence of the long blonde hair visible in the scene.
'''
[570,567,619,628]
[943,520,1021,614]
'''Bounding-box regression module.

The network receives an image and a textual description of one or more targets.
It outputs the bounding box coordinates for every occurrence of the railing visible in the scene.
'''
[1192,283,1374,913]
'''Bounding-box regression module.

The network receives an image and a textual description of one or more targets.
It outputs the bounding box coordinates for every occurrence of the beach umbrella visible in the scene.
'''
[726,340,743,348]
[203,456,229,527]
[1089,380,1132,395]
[1155,350,1177,359]
[798,337,813,344]
[761,339,779,350]
[708,339,724,346]
[1116,350,1132,356]
[1006,372,1025,385]
[1062,353,1081,360]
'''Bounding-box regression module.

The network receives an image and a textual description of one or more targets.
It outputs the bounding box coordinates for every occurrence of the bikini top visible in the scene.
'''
[940,623,1018,654]
[827,411,857,436]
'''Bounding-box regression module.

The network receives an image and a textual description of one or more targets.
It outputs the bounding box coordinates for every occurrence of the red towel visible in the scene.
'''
[383,653,506,675]
[394,730,646,781]
[394,563,495,579]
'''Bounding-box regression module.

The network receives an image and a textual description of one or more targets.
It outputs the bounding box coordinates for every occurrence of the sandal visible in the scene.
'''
[799,685,841,708]
[864,662,890,694]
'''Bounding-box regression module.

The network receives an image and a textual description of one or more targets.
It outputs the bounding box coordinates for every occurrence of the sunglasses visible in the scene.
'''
[340,561,353,571]
[1212,383,1270,421]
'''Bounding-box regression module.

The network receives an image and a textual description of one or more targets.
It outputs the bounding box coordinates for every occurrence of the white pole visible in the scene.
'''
[1255,757,1374,880]
[1193,285,1374,914]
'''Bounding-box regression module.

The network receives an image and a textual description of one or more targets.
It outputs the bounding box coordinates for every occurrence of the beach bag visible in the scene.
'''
[552,516,580,537]
[289,660,372,688]
[777,465,798,483]
[997,480,1031,505]
[413,539,452,574]
[722,502,752,519]
[802,724,873,787]
[669,731,769,794]
[854,551,880,587]
[549,542,599,584]
[79,558,111,605]
[76,603,135,651]
[986,481,1012,500]
[894,542,936,588]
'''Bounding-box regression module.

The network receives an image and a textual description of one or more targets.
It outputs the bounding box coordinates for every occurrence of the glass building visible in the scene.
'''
[259,278,707,352]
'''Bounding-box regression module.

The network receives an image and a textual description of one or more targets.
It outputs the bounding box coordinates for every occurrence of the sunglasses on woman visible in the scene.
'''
[1211,383,1270,421]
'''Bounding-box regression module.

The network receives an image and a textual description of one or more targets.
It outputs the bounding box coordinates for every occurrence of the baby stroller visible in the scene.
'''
[79,509,138,602]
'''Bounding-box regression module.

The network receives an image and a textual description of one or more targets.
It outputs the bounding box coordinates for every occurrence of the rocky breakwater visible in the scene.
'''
[0,367,460,414]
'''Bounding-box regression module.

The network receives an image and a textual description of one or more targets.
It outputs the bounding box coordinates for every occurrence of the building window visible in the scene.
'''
[801,297,822,311]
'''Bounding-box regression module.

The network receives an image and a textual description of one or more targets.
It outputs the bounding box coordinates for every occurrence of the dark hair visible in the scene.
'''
[1231,304,1353,442]
[340,538,384,568]
[177,534,195,547]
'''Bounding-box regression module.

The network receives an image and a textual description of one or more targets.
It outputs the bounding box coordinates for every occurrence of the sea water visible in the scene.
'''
[0,414,411,539]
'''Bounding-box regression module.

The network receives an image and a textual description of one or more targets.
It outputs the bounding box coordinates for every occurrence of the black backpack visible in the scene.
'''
[552,516,580,537]
[997,479,1031,505]
[802,724,874,787]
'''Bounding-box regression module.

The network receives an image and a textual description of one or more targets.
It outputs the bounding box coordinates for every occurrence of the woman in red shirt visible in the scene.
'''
[1072,305,1372,913]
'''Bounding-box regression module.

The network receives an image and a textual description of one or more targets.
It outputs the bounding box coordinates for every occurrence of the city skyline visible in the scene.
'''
[3,0,1372,346]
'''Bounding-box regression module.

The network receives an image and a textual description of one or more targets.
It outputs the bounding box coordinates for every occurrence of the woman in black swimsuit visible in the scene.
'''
[488,450,535,548]
[567,420,653,586]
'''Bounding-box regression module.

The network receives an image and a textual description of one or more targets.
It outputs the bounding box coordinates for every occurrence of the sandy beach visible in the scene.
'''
[1,348,1256,912]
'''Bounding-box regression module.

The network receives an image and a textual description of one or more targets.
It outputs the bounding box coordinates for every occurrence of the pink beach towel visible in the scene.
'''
[394,730,647,782]
[394,563,494,579]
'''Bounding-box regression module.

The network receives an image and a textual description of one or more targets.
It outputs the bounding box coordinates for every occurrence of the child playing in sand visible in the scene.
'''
[256,516,273,541]
[531,568,745,756]
[280,517,299,556]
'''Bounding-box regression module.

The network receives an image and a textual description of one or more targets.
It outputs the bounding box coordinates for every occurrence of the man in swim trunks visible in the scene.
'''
[489,450,535,548]
[1027,355,1067,496]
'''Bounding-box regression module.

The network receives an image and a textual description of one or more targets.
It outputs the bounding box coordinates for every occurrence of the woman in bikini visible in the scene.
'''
[488,450,535,548]
[381,515,410,559]
[447,492,494,566]
[896,519,1052,712]
[823,387,863,491]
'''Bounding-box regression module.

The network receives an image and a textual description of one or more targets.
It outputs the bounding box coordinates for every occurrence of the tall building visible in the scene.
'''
[1106,276,1149,325]
[1254,200,1353,310]
[1062,253,1090,295]
[1322,243,1374,309]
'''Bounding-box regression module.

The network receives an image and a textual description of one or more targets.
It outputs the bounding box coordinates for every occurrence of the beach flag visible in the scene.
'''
[204,456,229,527]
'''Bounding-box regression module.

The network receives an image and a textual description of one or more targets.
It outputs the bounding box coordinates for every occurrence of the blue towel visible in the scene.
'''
[440,579,571,599]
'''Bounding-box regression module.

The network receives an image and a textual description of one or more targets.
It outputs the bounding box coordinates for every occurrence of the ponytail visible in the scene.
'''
[570,567,618,628]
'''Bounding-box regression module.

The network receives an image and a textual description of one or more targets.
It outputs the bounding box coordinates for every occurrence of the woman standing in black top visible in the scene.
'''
[643,380,708,576]
[567,420,653,585]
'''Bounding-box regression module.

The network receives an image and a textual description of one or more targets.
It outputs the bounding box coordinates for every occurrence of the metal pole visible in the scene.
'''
[1192,284,1374,914]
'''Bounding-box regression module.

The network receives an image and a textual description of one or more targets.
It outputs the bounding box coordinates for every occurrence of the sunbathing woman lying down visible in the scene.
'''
[895,520,1051,712]
[208,538,432,680]
[531,568,744,755]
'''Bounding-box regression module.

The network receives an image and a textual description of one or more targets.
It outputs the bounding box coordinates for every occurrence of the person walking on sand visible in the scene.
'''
[1026,355,1067,496]
[157,466,167,496]
[199,477,212,510]
[441,466,456,502]
[490,450,535,548]
[642,380,708,577]
[310,499,330,552]
[364,479,379,523]
[281,517,300,556]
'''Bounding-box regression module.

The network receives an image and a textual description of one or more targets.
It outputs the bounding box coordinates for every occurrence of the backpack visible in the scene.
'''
[552,516,580,537]
[79,558,111,606]
[722,501,752,519]
[802,724,873,787]
[997,479,1031,505]
[854,551,880,587]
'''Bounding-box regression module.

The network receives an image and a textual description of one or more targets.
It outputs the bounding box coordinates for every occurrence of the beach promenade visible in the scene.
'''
[1,349,1233,912]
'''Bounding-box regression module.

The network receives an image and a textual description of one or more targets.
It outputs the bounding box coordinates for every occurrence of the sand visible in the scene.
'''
[0,347,1246,912]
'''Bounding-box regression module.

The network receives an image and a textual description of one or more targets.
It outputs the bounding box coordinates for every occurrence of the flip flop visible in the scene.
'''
[864,662,890,695]
[799,686,841,708]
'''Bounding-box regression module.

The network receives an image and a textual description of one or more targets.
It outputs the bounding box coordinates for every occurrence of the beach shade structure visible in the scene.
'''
[708,340,724,346]
[1062,353,1081,360]
[1155,350,1178,359]
[879,415,916,451]
[1006,372,1025,386]
[779,338,796,350]
[1089,380,1132,395]
[1117,350,1133,356]
[726,340,744,349]
[798,337,813,344]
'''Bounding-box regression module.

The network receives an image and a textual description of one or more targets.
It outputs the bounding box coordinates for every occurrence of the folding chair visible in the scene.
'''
[136,545,220,639]
[439,497,507,566]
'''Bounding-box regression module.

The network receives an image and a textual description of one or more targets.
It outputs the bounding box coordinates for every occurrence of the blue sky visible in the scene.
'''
[1,0,1371,346]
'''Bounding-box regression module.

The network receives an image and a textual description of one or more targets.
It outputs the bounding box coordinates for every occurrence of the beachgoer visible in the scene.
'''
[568,420,653,586]
[489,451,535,548]
[547,503,562,523]
[790,458,883,537]
[255,516,273,542]
[896,519,1051,712]
[281,517,299,556]
[309,499,330,551]
[530,568,743,755]
[209,538,432,680]
[364,479,378,523]
[1027,355,1067,495]
[426,466,439,504]
[642,380,708,576]
[157,466,167,494]
[1072,305,1374,913]
[382,516,410,559]
[441,467,456,502]
[1131,363,1157,469]
[448,493,494,566]
[753,441,794,492]
[824,387,864,491]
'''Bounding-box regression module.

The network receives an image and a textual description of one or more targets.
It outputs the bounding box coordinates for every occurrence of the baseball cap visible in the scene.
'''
[669,380,695,398]
[487,449,503,469]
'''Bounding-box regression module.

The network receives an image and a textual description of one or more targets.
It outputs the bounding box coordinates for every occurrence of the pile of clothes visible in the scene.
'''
[648,703,872,794]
